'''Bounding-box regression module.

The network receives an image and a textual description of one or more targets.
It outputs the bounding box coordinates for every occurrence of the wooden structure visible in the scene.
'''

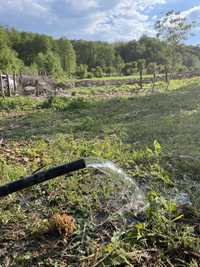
[0,73,18,97]
[0,73,56,97]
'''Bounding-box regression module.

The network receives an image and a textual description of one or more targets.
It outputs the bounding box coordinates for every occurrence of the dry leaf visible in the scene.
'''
[49,213,76,239]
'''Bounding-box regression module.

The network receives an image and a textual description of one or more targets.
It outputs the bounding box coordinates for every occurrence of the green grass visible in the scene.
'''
[0,77,200,266]
[66,78,196,96]
[59,74,153,83]
[76,74,153,81]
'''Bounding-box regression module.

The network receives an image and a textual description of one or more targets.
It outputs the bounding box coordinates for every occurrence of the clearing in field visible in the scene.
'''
[0,78,200,266]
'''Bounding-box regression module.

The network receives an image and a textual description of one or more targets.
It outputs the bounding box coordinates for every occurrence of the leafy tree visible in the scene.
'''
[0,47,22,73]
[73,40,96,69]
[57,38,76,77]
[0,27,9,49]
[21,63,38,75]
[114,54,124,75]
[116,40,139,62]
[0,27,22,73]
[182,52,200,71]
[8,31,53,66]
[0,25,199,79]
[35,51,63,77]
[155,10,194,72]
[73,40,119,71]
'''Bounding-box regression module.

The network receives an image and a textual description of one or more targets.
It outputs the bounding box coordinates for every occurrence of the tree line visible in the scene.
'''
[0,11,199,80]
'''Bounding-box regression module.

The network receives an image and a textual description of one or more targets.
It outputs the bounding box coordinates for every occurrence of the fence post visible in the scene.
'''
[35,80,39,96]
[139,69,143,89]
[6,74,11,97]
[13,73,17,94]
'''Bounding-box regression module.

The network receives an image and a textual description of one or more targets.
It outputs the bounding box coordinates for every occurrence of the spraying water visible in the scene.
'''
[85,157,146,215]
[84,158,191,220]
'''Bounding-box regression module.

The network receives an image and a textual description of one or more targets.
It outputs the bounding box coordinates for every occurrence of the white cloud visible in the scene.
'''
[65,0,98,11]
[0,0,168,41]
[181,5,200,36]
[0,0,57,25]
[181,5,200,18]
[86,0,166,41]
[0,0,50,16]
[157,6,200,34]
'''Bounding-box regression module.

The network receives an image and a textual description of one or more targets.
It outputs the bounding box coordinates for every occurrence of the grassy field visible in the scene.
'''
[62,74,153,83]
[0,78,200,266]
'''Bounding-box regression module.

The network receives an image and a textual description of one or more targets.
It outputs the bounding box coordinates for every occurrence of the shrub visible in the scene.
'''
[76,64,88,79]
[87,72,94,79]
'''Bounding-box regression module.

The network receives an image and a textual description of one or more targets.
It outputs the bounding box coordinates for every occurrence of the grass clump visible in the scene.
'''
[0,96,43,112]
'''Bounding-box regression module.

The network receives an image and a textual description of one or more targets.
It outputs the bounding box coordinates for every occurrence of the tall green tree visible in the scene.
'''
[0,25,200,79]
[155,10,194,72]
[114,54,124,74]
[57,38,76,77]
[35,51,63,77]
[0,27,9,49]
[0,47,22,73]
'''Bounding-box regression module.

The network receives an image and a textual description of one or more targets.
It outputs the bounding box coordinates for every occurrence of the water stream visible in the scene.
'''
[85,157,146,214]
[85,157,191,217]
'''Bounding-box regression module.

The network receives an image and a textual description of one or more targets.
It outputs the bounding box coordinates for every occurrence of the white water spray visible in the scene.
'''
[85,157,146,214]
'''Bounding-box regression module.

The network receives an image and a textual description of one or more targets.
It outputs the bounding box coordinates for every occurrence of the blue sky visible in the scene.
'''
[0,0,199,44]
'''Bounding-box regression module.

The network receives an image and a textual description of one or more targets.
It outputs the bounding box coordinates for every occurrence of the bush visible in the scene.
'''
[0,97,42,111]
[176,65,188,73]
[87,72,94,79]
[103,66,117,76]
[41,96,90,111]
[76,64,88,79]
[92,66,104,78]
[122,62,137,76]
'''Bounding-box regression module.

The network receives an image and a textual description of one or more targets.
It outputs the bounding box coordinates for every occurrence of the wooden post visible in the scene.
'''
[0,73,5,97]
[13,73,17,94]
[152,68,156,89]
[6,74,11,97]
[35,80,39,97]
[165,65,168,83]
[139,69,143,89]
[19,71,23,88]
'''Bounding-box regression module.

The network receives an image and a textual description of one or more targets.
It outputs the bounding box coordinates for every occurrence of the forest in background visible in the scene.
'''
[0,25,200,80]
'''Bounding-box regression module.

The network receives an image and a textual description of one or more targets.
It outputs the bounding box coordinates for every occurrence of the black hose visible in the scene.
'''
[0,159,86,198]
